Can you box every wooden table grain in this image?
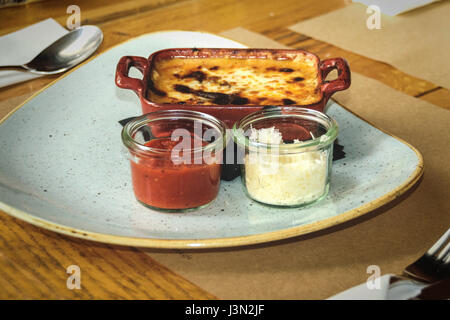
[0,0,448,300]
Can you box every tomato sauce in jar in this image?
[122,110,227,211]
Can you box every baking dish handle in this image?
[320,58,351,101]
[115,56,149,96]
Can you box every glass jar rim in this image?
[232,107,338,152]
[121,109,228,155]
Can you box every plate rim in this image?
[0,30,424,249]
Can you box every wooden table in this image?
[0,0,448,299]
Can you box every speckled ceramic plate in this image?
[0,31,423,249]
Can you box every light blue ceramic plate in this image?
[0,31,423,248]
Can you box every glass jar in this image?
[233,107,338,207]
[122,110,227,212]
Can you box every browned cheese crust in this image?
[147,55,321,106]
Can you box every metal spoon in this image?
[0,25,103,75]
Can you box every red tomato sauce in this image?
[130,136,222,210]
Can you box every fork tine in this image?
[443,250,450,264]
[436,241,450,262]
[404,228,450,282]
[427,228,450,257]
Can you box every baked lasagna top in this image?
[146,53,322,106]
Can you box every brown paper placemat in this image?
[289,2,450,89]
[144,28,450,300]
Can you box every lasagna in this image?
[147,53,322,106]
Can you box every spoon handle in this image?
[0,65,27,72]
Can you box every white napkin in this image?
[0,18,68,88]
[353,0,440,16]
[328,274,428,300]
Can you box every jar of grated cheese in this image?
[233,107,338,207]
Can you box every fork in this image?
[403,228,450,283]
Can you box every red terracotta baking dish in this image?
[115,48,351,128]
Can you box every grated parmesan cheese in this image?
[249,126,283,144]
[244,127,328,206]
